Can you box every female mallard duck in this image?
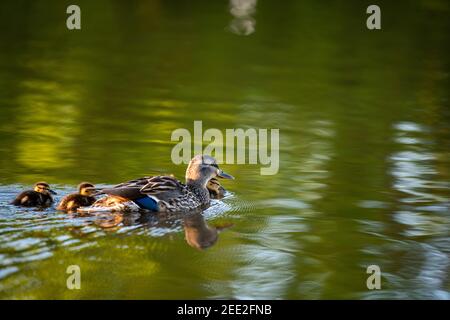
[57,182,98,213]
[11,182,57,207]
[78,155,233,213]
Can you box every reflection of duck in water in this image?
[93,213,124,229]
[11,182,57,207]
[116,210,233,250]
[57,182,98,213]
[78,155,233,214]
[78,201,232,248]
[183,212,232,250]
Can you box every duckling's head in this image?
[78,182,96,196]
[34,182,57,195]
[185,155,234,187]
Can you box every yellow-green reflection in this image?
[0,0,449,299]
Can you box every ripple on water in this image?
[0,184,236,277]
[0,266,19,280]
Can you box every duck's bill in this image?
[217,170,234,180]
[48,189,57,195]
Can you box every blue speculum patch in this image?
[133,196,158,211]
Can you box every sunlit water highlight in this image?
[0,0,449,299]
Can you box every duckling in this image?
[207,178,226,199]
[11,182,57,207]
[57,182,97,213]
[79,155,234,214]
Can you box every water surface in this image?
[0,0,449,299]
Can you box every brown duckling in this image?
[11,182,57,207]
[57,182,97,213]
[207,177,226,199]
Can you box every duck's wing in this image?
[139,175,186,202]
[97,177,152,200]
[97,175,185,202]
[112,177,153,189]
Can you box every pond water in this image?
[0,0,449,299]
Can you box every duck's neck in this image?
[186,178,210,201]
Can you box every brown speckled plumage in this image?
[79,155,233,214]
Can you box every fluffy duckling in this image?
[57,182,97,213]
[207,178,226,199]
[11,182,57,207]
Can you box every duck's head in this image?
[78,182,97,196]
[34,182,57,195]
[185,155,234,187]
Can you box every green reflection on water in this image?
[0,0,449,299]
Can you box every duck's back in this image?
[12,190,51,207]
[141,176,210,212]
[96,175,209,213]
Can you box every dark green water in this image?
[0,0,449,299]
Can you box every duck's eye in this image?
[211,163,219,169]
